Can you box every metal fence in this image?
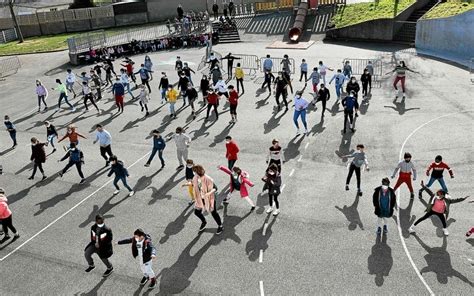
[0,56,21,78]
[68,21,212,54]
[221,54,260,75]
[259,57,296,74]
[342,58,383,81]
[0,28,17,44]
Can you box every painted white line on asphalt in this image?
[281,184,286,192]
[259,280,265,296]
[259,249,263,263]
[304,142,309,150]
[395,110,472,296]
[297,155,302,162]
[0,151,152,262]
[262,223,269,236]
[289,168,295,177]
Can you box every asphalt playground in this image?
[0,39,473,295]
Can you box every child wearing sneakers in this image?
[409,181,469,236]
[181,159,196,205]
[107,155,135,197]
[262,164,282,216]
[419,155,454,198]
[118,229,157,290]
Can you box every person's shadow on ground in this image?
[159,204,193,244]
[245,215,276,262]
[335,193,364,231]
[78,193,129,228]
[359,94,372,115]
[395,197,416,238]
[384,97,420,115]
[263,109,287,134]
[148,171,185,205]
[367,233,393,286]
[413,234,473,287]
[283,135,305,162]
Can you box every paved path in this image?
[0,40,472,295]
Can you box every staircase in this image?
[393,0,438,43]
[212,21,241,44]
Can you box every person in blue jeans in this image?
[329,69,346,100]
[144,130,166,168]
[108,155,135,196]
[341,91,359,133]
[4,115,17,148]
[293,90,309,136]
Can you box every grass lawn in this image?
[332,0,416,28]
[0,23,164,56]
[423,0,474,19]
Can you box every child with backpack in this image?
[117,229,157,290]
[108,155,135,197]
[58,142,85,184]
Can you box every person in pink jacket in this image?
[0,188,20,243]
[192,165,223,235]
[218,165,256,210]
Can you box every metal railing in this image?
[259,57,296,74]
[0,56,21,78]
[68,21,212,54]
[0,28,17,44]
[341,58,383,81]
[223,54,259,75]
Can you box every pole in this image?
[9,0,24,43]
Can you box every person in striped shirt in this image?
[391,152,417,199]
[385,61,419,98]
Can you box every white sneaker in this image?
[304,129,309,135]
[402,92,406,97]
[408,226,415,234]
[113,190,120,195]
[72,107,76,112]
[296,129,301,135]
[443,228,449,236]
[266,207,273,214]
[129,191,135,197]
[272,209,280,216]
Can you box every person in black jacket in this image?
[262,164,282,216]
[177,4,184,19]
[346,76,360,99]
[108,155,134,196]
[200,75,210,103]
[44,121,58,153]
[58,142,85,183]
[372,178,396,235]
[185,83,198,119]
[118,229,157,290]
[158,72,169,103]
[212,2,219,20]
[29,137,47,181]
[178,72,190,106]
[84,214,114,277]
[360,68,372,98]
[222,53,241,79]
[314,83,330,117]
[261,70,275,93]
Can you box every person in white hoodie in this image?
[166,127,192,170]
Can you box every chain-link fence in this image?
[67,21,212,54]
[0,28,17,44]
[0,56,21,78]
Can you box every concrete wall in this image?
[416,9,474,65]
[90,17,115,29]
[326,0,432,41]
[40,21,67,35]
[115,12,148,26]
[19,25,42,37]
[65,19,92,32]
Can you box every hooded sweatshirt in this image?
[0,194,12,219]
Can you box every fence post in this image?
[1,30,5,43]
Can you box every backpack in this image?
[70,149,81,162]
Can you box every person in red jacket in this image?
[225,136,240,169]
[0,188,20,243]
[206,89,219,121]
[228,85,239,124]
[419,155,453,198]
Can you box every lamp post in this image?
[8,0,24,43]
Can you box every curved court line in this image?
[395,109,473,296]
[0,151,152,262]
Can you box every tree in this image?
[69,0,95,9]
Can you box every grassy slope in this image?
[332,0,416,28]
[424,0,474,19]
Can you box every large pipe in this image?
[288,0,309,42]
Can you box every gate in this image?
[227,54,259,76]
[341,58,383,82]
[259,57,296,74]
[0,56,21,79]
